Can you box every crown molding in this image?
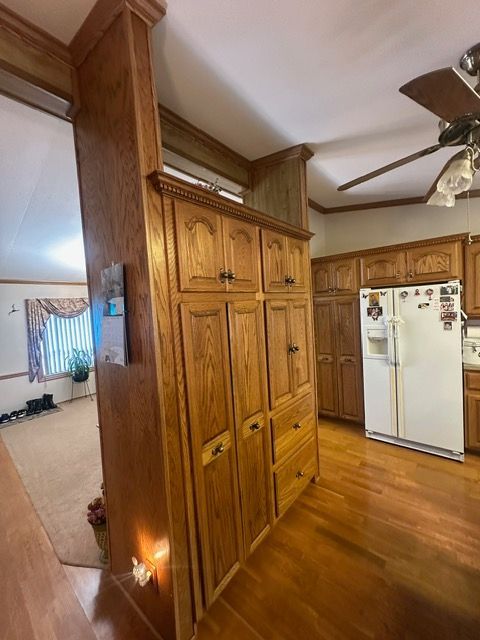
[251,143,314,169]
[0,3,72,65]
[309,189,480,215]
[310,232,469,262]
[69,0,166,67]
[148,170,314,240]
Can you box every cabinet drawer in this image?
[274,437,316,516]
[271,394,315,463]
[465,371,480,392]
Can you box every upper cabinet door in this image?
[360,250,407,287]
[330,258,359,295]
[261,230,288,292]
[465,241,480,316]
[265,299,293,408]
[180,302,242,603]
[311,262,331,295]
[406,240,462,283]
[287,238,309,292]
[223,219,260,292]
[289,298,313,398]
[175,201,226,291]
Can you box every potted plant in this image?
[87,492,108,563]
[65,348,91,382]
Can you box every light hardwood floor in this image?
[2,418,480,639]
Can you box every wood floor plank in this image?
[0,440,96,640]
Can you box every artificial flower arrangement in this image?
[87,485,108,563]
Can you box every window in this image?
[40,309,94,376]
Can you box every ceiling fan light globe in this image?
[437,157,474,196]
[427,189,456,207]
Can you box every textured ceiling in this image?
[0,95,85,281]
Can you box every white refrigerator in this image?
[360,281,464,461]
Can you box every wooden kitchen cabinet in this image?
[464,238,480,317]
[313,300,338,417]
[181,302,243,604]
[176,200,260,292]
[262,230,309,292]
[464,370,480,451]
[228,301,271,555]
[360,250,407,287]
[313,297,364,423]
[406,240,462,283]
[265,298,314,410]
[312,257,358,296]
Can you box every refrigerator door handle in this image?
[386,316,395,367]
[392,316,405,366]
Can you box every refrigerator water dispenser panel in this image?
[366,328,388,356]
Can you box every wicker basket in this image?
[91,522,109,564]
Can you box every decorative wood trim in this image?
[311,232,469,263]
[159,103,251,189]
[69,0,166,67]
[0,279,87,286]
[0,371,28,381]
[148,171,314,241]
[0,4,72,66]
[309,189,480,215]
[308,198,326,214]
[0,65,72,120]
[251,144,314,169]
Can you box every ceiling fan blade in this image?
[399,67,480,122]
[423,150,465,201]
[337,144,442,191]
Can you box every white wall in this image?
[309,198,480,257]
[308,207,326,256]
[0,283,96,413]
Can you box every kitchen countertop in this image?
[463,364,480,372]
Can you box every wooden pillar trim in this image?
[69,0,166,67]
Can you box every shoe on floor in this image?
[17,410,26,419]
[9,411,18,421]
[0,413,9,424]
[26,400,35,416]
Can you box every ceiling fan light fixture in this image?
[437,148,475,196]
[426,189,456,207]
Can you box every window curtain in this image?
[26,297,89,382]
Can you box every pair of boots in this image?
[25,394,57,416]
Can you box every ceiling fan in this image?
[337,43,480,206]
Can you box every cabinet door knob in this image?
[211,442,225,457]
[344,357,354,363]
[288,343,300,354]
[295,470,305,479]
[395,271,400,279]
[227,270,236,282]
[292,422,302,431]
[219,268,229,283]
[408,270,413,279]
[249,421,261,432]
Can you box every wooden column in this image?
[245,144,313,229]
[71,2,194,639]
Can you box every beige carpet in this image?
[1,396,104,569]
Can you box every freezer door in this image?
[393,282,464,453]
[360,288,397,436]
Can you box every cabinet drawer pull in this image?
[407,270,413,279]
[344,357,354,363]
[295,470,305,479]
[211,442,225,457]
[395,271,400,279]
[320,356,330,362]
[288,343,300,354]
[249,421,261,432]
[292,422,302,431]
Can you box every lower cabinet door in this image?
[337,358,364,422]
[466,392,480,450]
[228,301,271,556]
[316,355,338,417]
[181,302,243,604]
[237,419,271,554]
